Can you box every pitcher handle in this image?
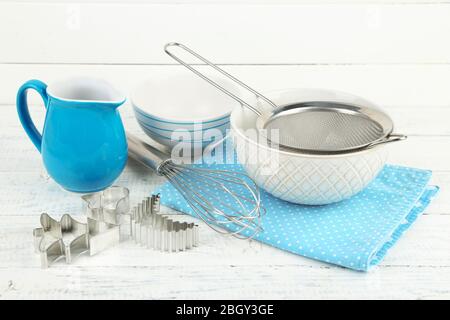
[16,80,48,152]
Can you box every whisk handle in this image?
[126,133,171,174]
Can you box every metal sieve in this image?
[165,43,406,154]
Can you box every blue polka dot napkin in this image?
[154,163,438,271]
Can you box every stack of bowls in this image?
[131,70,240,149]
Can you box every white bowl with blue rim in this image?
[133,107,230,132]
[135,112,231,139]
[131,70,240,148]
[140,125,224,149]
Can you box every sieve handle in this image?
[367,133,407,148]
[164,42,278,116]
[127,133,171,174]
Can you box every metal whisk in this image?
[127,133,263,239]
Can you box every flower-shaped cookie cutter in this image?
[33,213,89,268]
[82,186,130,225]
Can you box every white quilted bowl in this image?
[230,88,389,205]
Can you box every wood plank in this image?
[6,0,450,4]
[3,64,450,107]
[0,156,447,215]
[3,124,450,171]
[3,101,450,135]
[0,165,447,216]
[1,3,450,64]
[0,264,449,299]
[388,137,450,171]
[1,214,448,270]
[2,103,450,171]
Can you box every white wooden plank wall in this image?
[0,0,449,299]
[1,2,450,64]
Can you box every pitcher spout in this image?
[46,77,126,108]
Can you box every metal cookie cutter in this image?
[132,194,160,244]
[82,186,130,242]
[33,213,89,268]
[82,186,130,225]
[88,218,120,256]
[82,186,127,253]
[34,213,121,268]
[131,194,199,252]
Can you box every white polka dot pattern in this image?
[155,163,438,271]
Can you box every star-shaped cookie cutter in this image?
[33,213,89,268]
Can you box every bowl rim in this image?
[138,118,229,136]
[141,126,221,143]
[137,117,229,133]
[133,105,230,126]
[131,73,239,123]
[230,88,386,159]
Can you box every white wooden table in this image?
[1,1,450,300]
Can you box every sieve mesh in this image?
[264,110,385,152]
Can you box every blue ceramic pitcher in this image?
[17,77,128,193]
